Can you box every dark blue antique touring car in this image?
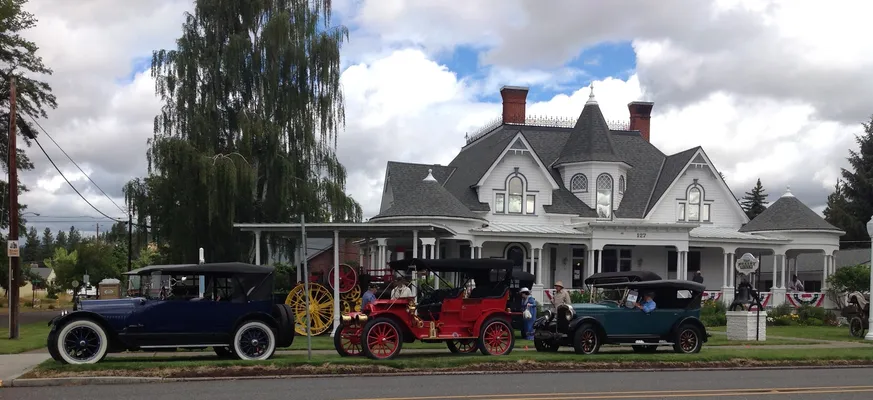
[46,262,294,364]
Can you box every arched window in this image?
[506,245,526,268]
[618,175,625,194]
[508,176,523,213]
[570,174,588,192]
[678,183,711,222]
[687,187,701,221]
[596,174,613,218]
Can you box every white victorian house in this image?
[363,85,843,308]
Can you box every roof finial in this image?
[586,82,597,105]
[782,185,794,198]
[423,168,437,182]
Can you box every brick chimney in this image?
[500,86,529,124]
[628,101,654,142]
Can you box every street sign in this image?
[735,253,760,275]
[7,240,19,257]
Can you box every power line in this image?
[27,115,128,215]
[29,134,125,223]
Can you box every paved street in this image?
[0,310,56,329]
[5,367,873,399]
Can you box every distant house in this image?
[20,263,55,299]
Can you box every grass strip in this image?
[25,347,873,379]
[0,322,49,354]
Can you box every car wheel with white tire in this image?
[233,321,277,361]
[53,319,109,364]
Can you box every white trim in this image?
[644,148,749,224]
[367,215,482,225]
[475,132,560,190]
[743,229,846,235]
[551,160,633,169]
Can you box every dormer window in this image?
[678,181,712,222]
[570,174,588,193]
[618,175,625,194]
[596,173,613,219]
[494,170,536,215]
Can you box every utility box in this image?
[98,278,121,300]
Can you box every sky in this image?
[10,0,873,239]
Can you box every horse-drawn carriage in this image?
[842,291,869,338]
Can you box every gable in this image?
[645,148,749,226]
[475,132,560,190]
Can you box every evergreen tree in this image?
[833,116,873,249]
[66,225,81,252]
[824,180,857,242]
[0,0,56,231]
[54,229,67,251]
[39,226,53,262]
[21,225,38,261]
[124,0,362,264]
[740,178,769,220]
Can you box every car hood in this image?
[571,303,617,312]
[78,298,141,313]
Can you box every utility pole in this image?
[127,213,132,271]
[7,77,19,339]
[95,222,99,240]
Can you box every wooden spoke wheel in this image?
[342,285,361,302]
[334,322,364,357]
[447,339,478,354]
[329,264,359,294]
[285,283,335,336]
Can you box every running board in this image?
[610,341,675,346]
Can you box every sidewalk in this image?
[0,353,49,386]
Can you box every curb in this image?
[7,364,873,387]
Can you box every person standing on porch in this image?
[692,271,704,284]
[520,287,537,340]
[790,275,804,292]
[552,281,571,309]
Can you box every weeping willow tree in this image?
[125,0,362,264]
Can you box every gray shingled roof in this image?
[553,102,622,165]
[372,162,484,220]
[738,195,842,232]
[378,98,719,219]
[644,147,699,214]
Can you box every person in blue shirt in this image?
[361,285,378,310]
[635,292,656,313]
[520,287,537,340]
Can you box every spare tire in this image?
[273,304,295,348]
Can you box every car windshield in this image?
[138,272,200,300]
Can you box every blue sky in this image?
[436,41,637,103]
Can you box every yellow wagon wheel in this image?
[341,285,361,303]
[285,283,335,336]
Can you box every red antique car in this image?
[333,258,517,360]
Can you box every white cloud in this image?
[12,0,867,234]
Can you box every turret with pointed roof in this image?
[553,84,622,165]
[739,186,843,233]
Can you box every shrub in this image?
[769,303,793,319]
[701,299,727,327]
[570,291,590,304]
[47,304,55,310]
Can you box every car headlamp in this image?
[544,309,554,322]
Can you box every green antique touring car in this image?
[533,271,708,355]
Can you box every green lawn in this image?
[27,347,873,379]
[0,322,50,354]
[707,325,864,342]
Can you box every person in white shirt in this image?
[391,277,413,300]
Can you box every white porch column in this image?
[331,230,340,337]
[434,239,440,258]
[369,245,375,274]
[771,254,780,289]
[534,247,543,285]
[412,230,419,259]
[378,238,387,271]
[822,255,830,290]
[728,250,737,288]
[681,251,689,280]
[595,250,602,273]
[781,257,789,289]
[254,231,262,265]
[722,252,728,287]
[587,249,595,278]
[420,238,437,289]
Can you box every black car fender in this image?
[232,311,281,334]
[669,316,708,342]
[48,310,126,349]
[568,316,605,337]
